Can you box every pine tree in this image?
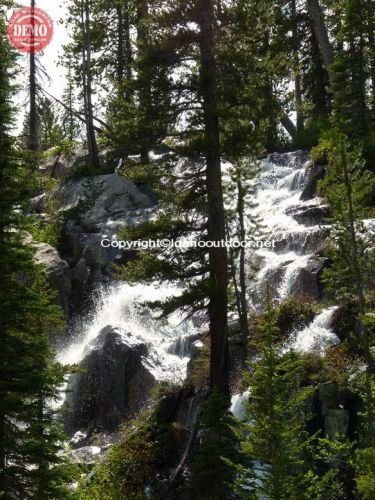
[317,131,374,371]
[225,158,262,343]
[61,63,80,143]
[38,97,64,151]
[234,297,313,499]
[315,130,375,454]
[189,389,239,500]
[64,0,100,168]
[0,11,71,497]
[28,0,38,151]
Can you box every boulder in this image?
[324,409,350,438]
[56,174,154,228]
[33,242,71,318]
[51,173,156,271]
[40,147,115,180]
[285,204,330,226]
[291,257,329,300]
[300,164,326,201]
[268,150,310,169]
[64,326,156,434]
[318,381,340,416]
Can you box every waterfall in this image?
[58,282,194,382]
[248,154,326,307]
[245,153,338,355]
[286,306,339,354]
[230,390,250,420]
[59,152,336,418]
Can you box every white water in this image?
[287,306,340,354]
[230,390,250,420]
[60,153,339,414]
[249,154,326,306]
[231,153,335,415]
[58,282,194,382]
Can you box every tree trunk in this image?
[307,0,334,70]
[291,0,304,132]
[137,0,151,164]
[309,21,331,118]
[198,0,229,396]
[341,143,374,441]
[82,0,100,169]
[116,6,124,82]
[237,175,250,343]
[28,0,38,151]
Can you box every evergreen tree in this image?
[316,131,374,372]
[189,390,239,500]
[28,0,38,151]
[61,63,80,143]
[38,97,64,151]
[234,297,313,499]
[225,157,262,343]
[64,0,100,168]
[0,11,71,497]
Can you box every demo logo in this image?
[7,7,53,54]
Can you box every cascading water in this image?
[286,306,340,354]
[249,153,326,307]
[58,152,337,421]
[230,152,336,413]
[58,282,194,382]
[230,390,251,421]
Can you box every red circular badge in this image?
[7,7,53,54]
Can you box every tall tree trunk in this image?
[309,21,331,118]
[281,113,297,139]
[306,0,334,70]
[82,0,99,169]
[137,0,151,164]
[237,175,250,343]
[116,6,124,82]
[291,0,304,132]
[28,0,38,151]
[0,416,5,495]
[198,0,229,396]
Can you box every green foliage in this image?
[275,296,316,337]
[300,438,354,500]
[78,395,185,499]
[234,300,314,499]
[294,116,331,150]
[0,11,72,497]
[316,130,374,368]
[354,447,375,499]
[187,345,210,391]
[189,390,239,500]
[44,139,80,159]
[28,212,62,248]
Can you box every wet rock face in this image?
[300,164,326,201]
[55,173,155,273]
[292,257,329,300]
[324,409,350,437]
[317,381,354,438]
[267,150,310,169]
[64,326,156,435]
[285,204,330,226]
[33,241,72,319]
